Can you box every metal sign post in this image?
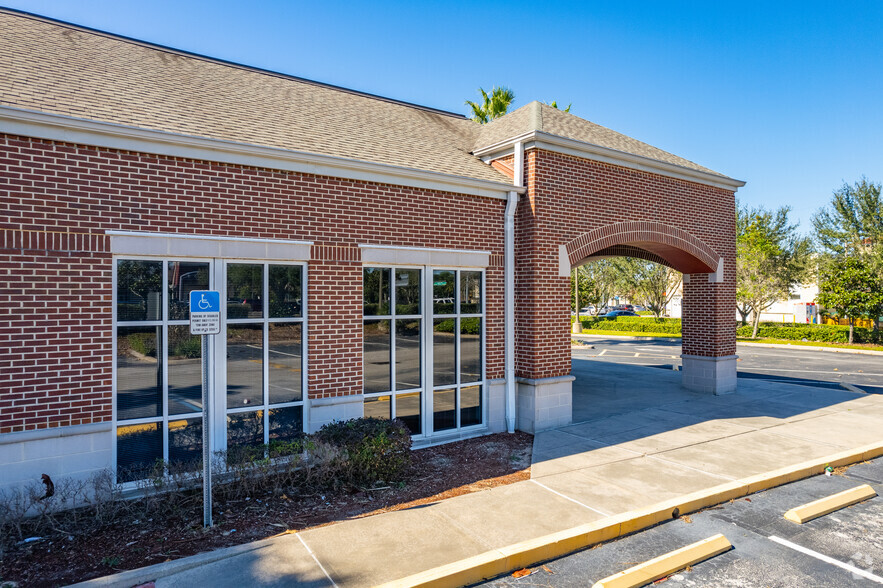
[190,290,220,528]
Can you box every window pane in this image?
[433,319,456,386]
[395,269,421,315]
[433,388,456,432]
[117,260,162,321]
[117,422,162,483]
[227,264,263,319]
[363,268,390,316]
[396,392,421,435]
[460,386,482,427]
[432,270,456,315]
[268,323,302,404]
[168,261,209,321]
[269,406,303,443]
[364,395,391,420]
[395,319,421,390]
[116,326,162,420]
[227,324,263,407]
[227,410,264,449]
[460,271,482,314]
[363,320,391,393]
[168,326,203,415]
[269,265,302,318]
[460,318,482,384]
[168,418,202,473]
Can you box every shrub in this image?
[314,417,412,488]
[736,322,882,345]
[580,316,682,335]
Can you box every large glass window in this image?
[225,262,305,451]
[115,259,209,482]
[362,266,485,437]
[432,270,484,432]
[114,258,306,484]
[363,268,422,435]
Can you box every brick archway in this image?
[566,221,719,275]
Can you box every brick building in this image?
[0,9,743,491]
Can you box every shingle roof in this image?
[0,10,508,185]
[0,10,733,186]
[474,102,729,178]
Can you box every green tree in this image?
[816,256,883,343]
[545,100,571,112]
[571,260,620,315]
[465,86,515,124]
[812,177,883,263]
[736,203,812,337]
[610,258,681,318]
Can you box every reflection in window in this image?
[269,265,302,318]
[227,324,263,407]
[460,271,482,314]
[168,261,209,320]
[227,410,264,450]
[227,264,263,319]
[395,269,421,315]
[168,418,202,472]
[433,388,456,432]
[364,395,391,420]
[433,319,456,386]
[269,406,304,443]
[363,320,391,393]
[117,260,162,321]
[460,318,481,384]
[395,319,421,390]
[167,326,202,415]
[396,392,421,435]
[363,267,390,316]
[460,386,482,427]
[268,323,302,404]
[117,422,162,483]
[116,326,162,420]
[433,270,456,315]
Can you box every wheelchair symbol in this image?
[198,294,211,310]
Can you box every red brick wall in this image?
[514,148,736,379]
[0,134,506,433]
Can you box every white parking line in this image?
[598,349,607,356]
[768,535,883,584]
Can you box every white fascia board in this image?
[474,131,746,191]
[0,106,522,199]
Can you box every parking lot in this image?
[573,337,883,393]
[480,457,883,587]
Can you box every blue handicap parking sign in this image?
[190,290,220,313]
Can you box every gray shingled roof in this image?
[0,10,508,185]
[0,10,732,186]
[474,102,728,178]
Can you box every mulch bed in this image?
[0,432,533,588]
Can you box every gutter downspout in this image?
[505,142,523,433]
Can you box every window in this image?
[363,268,422,435]
[362,266,485,437]
[225,263,305,453]
[115,259,210,482]
[432,269,483,432]
[114,258,306,483]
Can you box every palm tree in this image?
[465,86,515,124]
[546,100,571,113]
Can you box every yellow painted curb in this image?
[784,484,877,524]
[591,533,732,588]
[375,441,883,588]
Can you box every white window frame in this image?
[111,255,308,485]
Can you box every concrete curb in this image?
[784,484,878,524]
[66,531,298,588]
[377,441,883,588]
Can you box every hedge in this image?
[736,323,883,344]
[578,316,682,334]
[575,316,882,344]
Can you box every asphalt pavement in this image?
[478,457,883,587]
[573,336,883,393]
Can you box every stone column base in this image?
[308,394,364,432]
[516,375,574,433]
[681,354,737,395]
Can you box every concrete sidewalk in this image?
[77,363,883,588]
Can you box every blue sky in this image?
[6,1,882,233]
